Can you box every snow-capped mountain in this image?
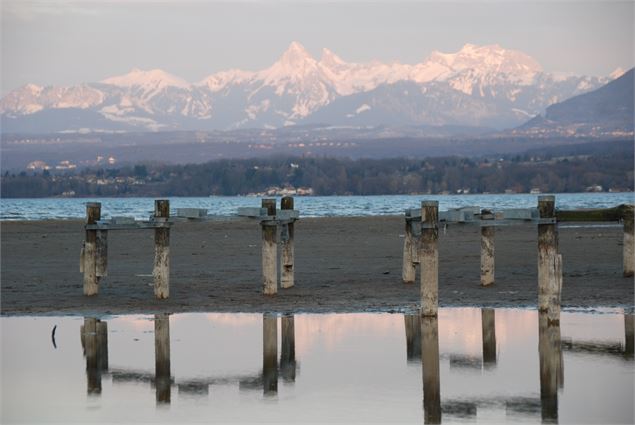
[0,42,615,133]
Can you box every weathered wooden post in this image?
[404,313,421,361]
[481,308,497,368]
[96,230,108,279]
[480,210,495,286]
[280,314,296,382]
[538,313,562,423]
[623,205,634,277]
[538,196,558,313]
[421,201,439,317]
[547,254,563,325]
[153,200,170,299]
[421,315,441,424]
[84,203,101,296]
[154,314,171,404]
[403,216,417,284]
[261,199,278,295]
[263,313,278,395]
[280,196,295,289]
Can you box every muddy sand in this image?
[1,217,633,315]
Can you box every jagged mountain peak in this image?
[101,68,191,89]
[610,67,626,80]
[427,43,542,76]
[319,48,347,67]
[277,41,316,67]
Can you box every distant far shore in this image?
[1,216,633,316]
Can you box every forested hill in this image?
[1,141,633,198]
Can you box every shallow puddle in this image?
[1,308,633,424]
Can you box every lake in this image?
[1,192,633,220]
[2,308,633,423]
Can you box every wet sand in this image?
[1,217,633,315]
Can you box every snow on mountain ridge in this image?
[0,41,615,131]
[101,68,191,90]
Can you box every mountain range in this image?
[0,42,623,133]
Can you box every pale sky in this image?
[1,0,633,95]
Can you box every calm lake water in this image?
[1,193,633,220]
[1,308,633,424]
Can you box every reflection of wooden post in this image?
[480,210,495,286]
[263,313,278,395]
[421,316,441,424]
[261,199,278,295]
[623,206,634,277]
[82,317,108,395]
[421,201,439,317]
[403,219,417,284]
[538,196,558,313]
[404,313,421,361]
[281,197,295,289]
[155,314,171,404]
[280,314,296,382]
[98,321,109,371]
[625,314,634,358]
[538,313,562,424]
[481,308,497,368]
[153,200,170,299]
[83,203,101,295]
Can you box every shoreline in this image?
[1,216,633,316]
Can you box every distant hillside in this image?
[515,69,634,136]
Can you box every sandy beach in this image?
[1,216,632,315]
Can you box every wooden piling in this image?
[281,196,295,289]
[263,313,278,395]
[83,203,101,296]
[154,314,171,404]
[421,316,441,424]
[538,313,562,423]
[261,199,278,295]
[403,219,417,284]
[538,196,558,313]
[623,205,634,277]
[547,254,563,325]
[280,314,296,382]
[481,308,497,368]
[420,201,439,317]
[153,200,170,299]
[480,210,495,287]
[96,230,108,277]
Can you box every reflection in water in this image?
[404,314,421,362]
[421,316,441,424]
[538,313,563,424]
[280,314,297,382]
[80,318,108,395]
[626,314,634,359]
[262,313,278,396]
[52,309,631,423]
[154,314,171,404]
[239,314,299,395]
[481,308,497,368]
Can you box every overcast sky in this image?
[1,0,633,95]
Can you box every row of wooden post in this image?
[403,196,635,322]
[82,200,171,299]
